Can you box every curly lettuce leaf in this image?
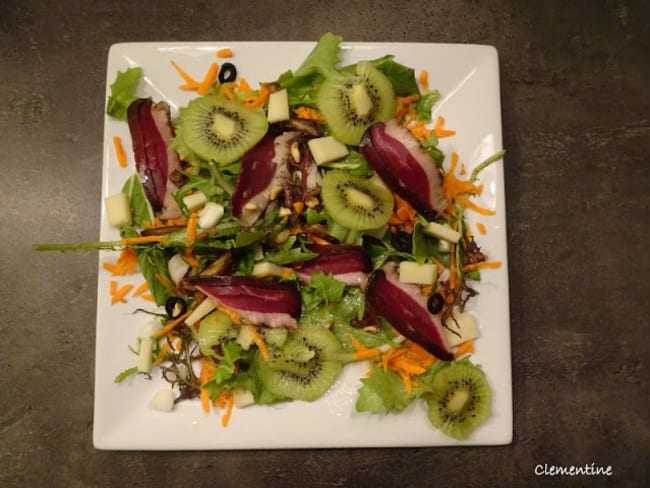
[277,32,343,106]
[106,67,142,120]
[355,364,416,414]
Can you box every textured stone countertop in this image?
[1,1,647,486]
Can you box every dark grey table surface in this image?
[2,1,648,487]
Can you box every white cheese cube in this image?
[233,388,256,408]
[267,88,290,123]
[168,253,190,285]
[105,192,132,227]
[423,221,461,243]
[307,136,349,165]
[443,311,480,348]
[198,202,225,230]
[183,191,207,211]
[252,262,289,278]
[398,261,437,285]
[149,390,175,412]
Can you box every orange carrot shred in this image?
[461,261,502,273]
[248,325,270,361]
[111,283,133,305]
[221,393,235,427]
[216,48,233,58]
[419,69,429,92]
[455,340,475,358]
[292,106,325,121]
[120,235,167,245]
[476,222,487,235]
[198,62,218,96]
[132,281,149,297]
[153,310,193,338]
[112,136,128,168]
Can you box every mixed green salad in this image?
[36,33,505,440]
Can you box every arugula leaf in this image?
[114,366,138,383]
[356,364,416,413]
[106,67,142,120]
[121,174,154,226]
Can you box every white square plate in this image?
[94,40,512,449]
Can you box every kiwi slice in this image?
[321,170,394,231]
[318,61,396,145]
[426,362,492,440]
[179,95,268,165]
[256,327,343,402]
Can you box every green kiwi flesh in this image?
[256,327,343,402]
[179,95,268,165]
[318,61,396,145]
[321,170,394,231]
[426,362,492,440]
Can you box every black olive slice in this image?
[165,297,187,319]
[218,63,237,84]
[427,293,444,315]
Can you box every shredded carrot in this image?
[198,62,219,96]
[349,333,370,353]
[184,249,200,271]
[461,261,502,272]
[388,194,417,233]
[455,339,475,358]
[213,391,228,409]
[434,116,456,138]
[185,211,198,249]
[419,69,429,92]
[153,310,193,338]
[216,48,233,58]
[215,305,242,325]
[141,294,155,302]
[352,348,382,360]
[237,77,252,92]
[245,84,270,108]
[131,281,149,297]
[476,222,487,235]
[455,195,496,216]
[220,83,237,100]
[110,279,117,295]
[103,248,139,276]
[111,283,133,305]
[112,136,128,168]
[248,324,270,361]
[199,357,216,413]
[221,393,235,427]
[120,235,167,245]
[171,60,200,90]
[292,106,325,121]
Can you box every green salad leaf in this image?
[106,67,142,120]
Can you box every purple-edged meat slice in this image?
[127,98,182,219]
[294,244,372,289]
[359,119,447,220]
[231,131,296,226]
[189,275,301,329]
[366,262,453,361]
